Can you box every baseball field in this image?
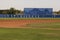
[0,18,60,40]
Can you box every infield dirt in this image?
[0,19,60,28]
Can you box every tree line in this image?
[53,10,60,15]
[0,8,24,14]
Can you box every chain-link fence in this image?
[0,14,60,18]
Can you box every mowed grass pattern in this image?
[0,28,60,40]
[0,19,60,40]
[26,22,60,28]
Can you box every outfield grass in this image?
[0,26,60,40]
[0,18,60,40]
[26,22,60,28]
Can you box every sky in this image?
[0,0,60,11]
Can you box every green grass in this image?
[26,22,60,28]
[0,18,60,40]
[0,28,60,40]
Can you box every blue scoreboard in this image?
[24,8,53,16]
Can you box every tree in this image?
[2,11,8,14]
[53,11,60,15]
[9,8,15,14]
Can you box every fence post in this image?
[38,15,39,18]
[11,15,12,18]
[7,15,9,18]
[21,15,22,18]
[29,15,30,18]
[32,15,33,18]
[54,14,55,18]
[23,15,25,18]
[14,15,15,18]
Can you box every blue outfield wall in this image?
[0,8,60,18]
[24,8,54,18]
[24,8,53,16]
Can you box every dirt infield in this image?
[0,19,60,28]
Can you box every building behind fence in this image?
[0,8,60,18]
